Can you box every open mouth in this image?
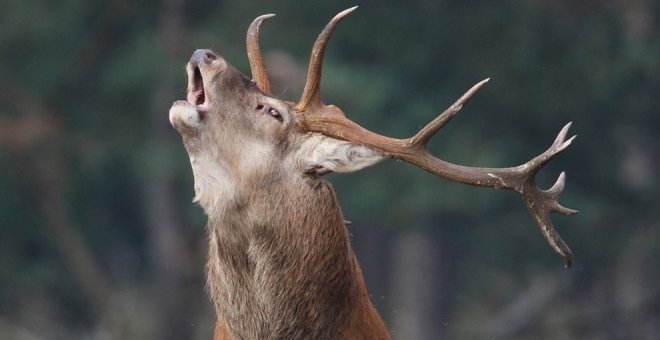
[187,66,211,112]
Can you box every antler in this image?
[298,8,578,267]
[246,13,275,94]
[296,6,358,112]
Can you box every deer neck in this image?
[204,176,364,339]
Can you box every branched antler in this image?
[297,8,578,267]
[243,7,578,266]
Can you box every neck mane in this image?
[204,176,382,339]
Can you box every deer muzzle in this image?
[187,49,219,113]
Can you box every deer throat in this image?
[204,180,362,339]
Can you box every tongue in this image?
[187,67,205,105]
[187,89,203,106]
[195,88,205,105]
[187,67,212,112]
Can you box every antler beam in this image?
[302,81,578,267]
[297,8,578,266]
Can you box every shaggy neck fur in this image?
[203,174,364,339]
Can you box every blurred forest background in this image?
[1,0,659,339]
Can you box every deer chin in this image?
[169,100,203,130]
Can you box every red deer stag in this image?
[169,7,577,340]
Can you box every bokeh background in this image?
[1,0,658,339]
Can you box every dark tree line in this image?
[1,0,658,339]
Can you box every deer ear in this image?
[300,135,386,174]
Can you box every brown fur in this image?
[170,50,389,339]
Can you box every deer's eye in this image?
[256,104,283,122]
[268,108,283,122]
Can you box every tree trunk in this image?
[143,0,195,338]
[390,230,444,340]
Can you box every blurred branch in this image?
[485,273,561,338]
[0,317,46,340]
[67,0,137,76]
[138,0,198,338]
[617,0,654,43]
[0,90,120,337]
[32,150,113,315]
[0,114,59,152]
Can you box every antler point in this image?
[337,6,359,18]
[559,135,577,151]
[564,257,573,268]
[556,204,579,215]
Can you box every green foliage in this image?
[1,0,658,339]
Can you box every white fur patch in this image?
[188,139,275,215]
[188,153,236,215]
[300,135,386,173]
[169,100,202,129]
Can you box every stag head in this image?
[169,7,577,266]
[169,8,384,214]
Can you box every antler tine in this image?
[522,170,578,267]
[411,78,490,148]
[295,6,358,112]
[247,13,275,95]
[302,79,578,266]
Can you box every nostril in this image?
[191,49,218,66]
[204,52,217,62]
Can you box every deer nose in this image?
[190,49,218,66]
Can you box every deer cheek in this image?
[262,118,289,142]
